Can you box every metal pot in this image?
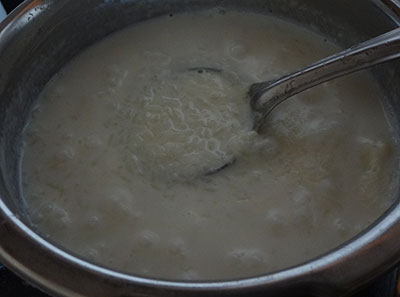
[1,0,400,296]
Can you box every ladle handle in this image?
[250,27,400,129]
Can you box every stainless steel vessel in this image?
[0,1,400,296]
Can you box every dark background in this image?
[2,0,23,13]
[0,0,399,296]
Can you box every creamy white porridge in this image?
[22,10,397,280]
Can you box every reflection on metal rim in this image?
[382,0,400,16]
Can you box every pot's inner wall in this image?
[0,0,399,225]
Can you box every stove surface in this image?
[1,263,399,297]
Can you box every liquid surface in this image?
[22,10,397,280]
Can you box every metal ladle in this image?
[204,27,400,175]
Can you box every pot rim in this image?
[1,1,400,296]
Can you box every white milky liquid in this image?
[22,10,398,280]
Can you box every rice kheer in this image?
[22,10,398,280]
